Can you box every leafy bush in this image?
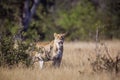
[0,35,32,67]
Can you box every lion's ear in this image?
[54,33,57,37]
[62,32,67,37]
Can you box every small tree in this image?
[57,0,102,40]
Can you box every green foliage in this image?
[57,0,101,40]
[0,35,32,67]
[0,0,120,42]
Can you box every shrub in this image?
[0,35,32,68]
[91,43,120,73]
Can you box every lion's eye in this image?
[61,36,63,40]
[62,36,64,39]
[57,36,60,38]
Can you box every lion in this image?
[31,33,66,68]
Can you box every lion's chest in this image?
[52,43,63,57]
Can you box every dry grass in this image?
[0,40,120,80]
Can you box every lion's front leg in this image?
[52,49,63,67]
[39,60,44,69]
[53,58,62,68]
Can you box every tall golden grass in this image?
[0,40,120,80]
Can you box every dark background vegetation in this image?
[0,0,120,41]
[0,0,120,67]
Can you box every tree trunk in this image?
[22,0,40,32]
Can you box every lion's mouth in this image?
[58,41,63,45]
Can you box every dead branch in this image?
[102,43,113,61]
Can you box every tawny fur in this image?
[32,33,66,68]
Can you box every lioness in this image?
[32,33,66,68]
